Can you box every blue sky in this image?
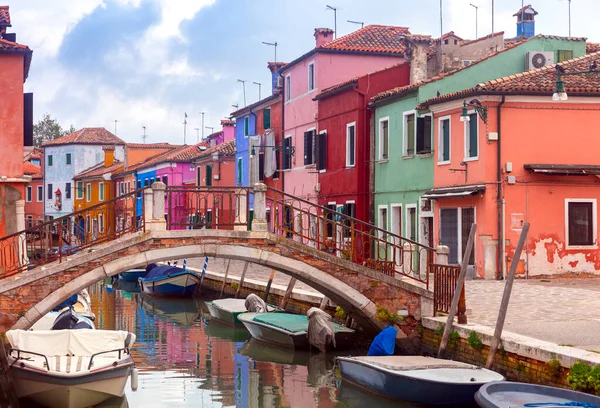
[10,0,600,144]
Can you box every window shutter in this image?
[416,117,425,153]
[317,132,327,171]
[303,131,313,165]
[443,120,450,161]
[205,165,212,186]
[258,153,265,182]
[469,114,478,157]
[283,138,291,170]
[263,108,271,129]
[237,158,242,184]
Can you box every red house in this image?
[313,62,411,225]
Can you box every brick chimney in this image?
[268,62,287,94]
[314,28,334,48]
[404,35,431,84]
[103,145,115,167]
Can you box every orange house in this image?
[421,52,600,279]
[0,6,33,239]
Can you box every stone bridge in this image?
[0,183,450,345]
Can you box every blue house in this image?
[134,167,158,221]
[231,107,257,210]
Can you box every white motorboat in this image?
[31,289,96,331]
[7,329,138,408]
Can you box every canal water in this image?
[75,279,439,408]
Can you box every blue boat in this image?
[337,355,505,405]
[120,264,156,282]
[138,265,201,297]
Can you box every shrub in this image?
[375,305,402,325]
[567,362,600,394]
[335,306,346,320]
[546,359,562,378]
[467,331,484,350]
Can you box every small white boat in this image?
[7,329,138,408]
[337,355,505,405]
[476,381,600,407]
[205,298,284,326]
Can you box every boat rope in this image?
[524,403,599,407]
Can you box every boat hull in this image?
[12,360,132,408]
[140,272,200,296]
[205,301,239,326]
[119,269,147,282]
[338,358,493,405]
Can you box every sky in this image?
[9,0,600,145]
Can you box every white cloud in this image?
[160,58,204,78]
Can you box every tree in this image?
[33,114,76,147]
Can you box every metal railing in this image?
[0,189,144,278]
[432,263,467,323]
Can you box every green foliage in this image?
[546,359,562,378]
[370,281,380,288]
[467,331,484,350]
[449,330,460,345]
[499,345,506,356]
[231,282,239,291]
[33,113,75,147]
[434,326,445,336]
[375,305,402,325]
[567,362,600,394]
[335,306,346,320]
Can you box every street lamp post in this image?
[460,99,488,124]
[553,62,599,101]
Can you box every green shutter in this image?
[244,117,249,136]
[48,155,53,166]
[237,158,242,185]
[205,165,212,186]
[443,120,450,162]
[263,108,271,129]
[248,210,253,231]
[557,50,573,63]
[469,114,478,158]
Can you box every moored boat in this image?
[119,268,148,282]
[7,329,138,408]
[475,381,600,408]
[139,265,201,296]
[337,355,505,406]
[238,312,354,350]
[205,298,284,326]
[31,290,96,331]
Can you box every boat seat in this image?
[47,355,120,373]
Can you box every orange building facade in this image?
[422,52,600,279]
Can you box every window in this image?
[566,200,597,247]
[403,112,416,156]
[99,182,105,201]
[86,183,91,202]
[244,116,249,136]
[205,165,213,186]
[379,118,389,160]
[37,185,43,202]
[144,179,149,187]
[66,182,71,199]
[86,215,91,233]
[438,117,451,163]
[326,204,336,238]
[136,181,142,199]
[76,181,84,199]
[346,123,356,167]
[444,39,449,45]
[48,184,53,200]
[48,155,53,166]
[465,113,478,159]
[26,186,32,202]
[99,213,104,233]
[162,175,168,185]
[416,115,432,154]
[283,137,292,170]
[66,153,72,165]
[31,158,40,165]
[26,215,33,228]
[378,206,388,240]
[558,50,573,62]
[308,62,315,92]
[285,75,291,102]
[303,130,316,165]
[120,182,125,195]
[263,108,271,129]
[237,158,243,185]
[258,153,265,182]
[440,207,475,265]
[316,131,327,171]
[343,202,356,238]
[197,166,202,185]
[128,181,131,193]
[406,205,417,241]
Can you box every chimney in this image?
[103,145,115,167]
[314,28,334,48]
[268,62,287,94]
[405,35,431,85]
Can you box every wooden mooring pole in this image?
[234,262,249,299]
[0,340,20,408]
[485,222,530,369]
[219,259,231,298]
[263,270,276,301]
[438,223,476,359]
[279,278,297,309]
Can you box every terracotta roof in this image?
[314,78,358,100]
[221,119,235,126]
[280,25,411,73]
[513,5,538,17]
[126,142,178,149]
[75,161,123,180]
[0,6,10,26]
[194,140,236,162]
[23,161,41,178]
[419,52,600,107]
[460,32,504,47]
[43,128,125,147]
[437,31,463,42]
[113,150,175,177]
[206,130,223,140]
[230,93,281,117]
[587,42,600,54]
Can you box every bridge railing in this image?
[264,188,434,288]
[432,263,467,323]
[0,189,144,278]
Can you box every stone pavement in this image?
[465,279,600,350]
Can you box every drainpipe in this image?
[280,78,286,195]
[496,95,506,280]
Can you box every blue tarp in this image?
[142,265,196,282]
[52,294,78,311]
[146,263,158,273]
[367,326,398,356]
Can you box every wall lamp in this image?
[553,61,598,101]
[460,99,488,124]
[250,145,295,158]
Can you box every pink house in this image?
[280,25,412,205]
[205,119,235,146]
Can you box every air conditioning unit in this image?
[276,76,284,88]
[525,51,554,71]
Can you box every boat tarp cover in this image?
[307,307,335,352]
[367,326,397,356]
[6,329,136,357]
[245,294,267,313]
[349,355,478,371]
[252,313,309,333]
[143,265,195,282]
[52,294,78,311]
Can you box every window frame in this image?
[37,185,43,202]
[65,182,71,200]
[237,157,243,185]
[283,135,292,170]
[378,205,389,241]
[405,204,418,242]
[86,183,92,203]
[464,110,479,161]
[244,116,249,137]
[304,128,316,166]
[307,61,315,92]
[378,117,390,161]
[438,116,452,165]
[48,155,53,167]
[416,113,433,155]
[76,181,84,200]
[565,199,597,249]
[66,153,72,165]
[317,130,327,173]
[99,213,105,233]
[346,122,356,168]
[99,182,105,201]
[26,186,32,202]
[285,74,291,102]
[263,107,271,129]
[403,110,416,157]
[47,184,53,200]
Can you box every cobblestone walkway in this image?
[465,279,600,349]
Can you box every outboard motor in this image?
[51,308,94,330]
[307,307,336,353]
[245,293,267,313]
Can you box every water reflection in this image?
[87,279,441,408]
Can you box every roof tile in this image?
[126,142,178,149]
[43,128,125,147]
[319,25,411,55]
[0,6,9,26]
